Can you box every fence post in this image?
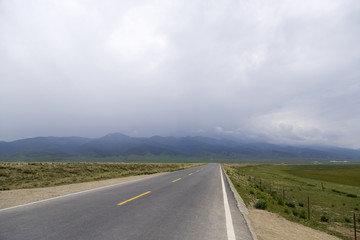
[307,196,310,220]
[283,187,285,201]
[354,213,357,240]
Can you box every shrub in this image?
[285,202,296,208]
[320,215,329,222]
[299,202,304,207]
[292,209,299,217]
[344,217,351,223]
[249,190,255,195]
[299,210,306,219]
[254,199,267,210]
[355,207,359,211]
[270,192,277,199]
[284,208,289,214]
[332,189,344,194]
[346,193,357,198]
[277,198,284,206]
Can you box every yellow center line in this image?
[117,191,151,206]
[188,173,193,175]
[172,178,182,183]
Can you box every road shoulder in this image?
[223,166,258,240]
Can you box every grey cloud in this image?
[1,0,360,148]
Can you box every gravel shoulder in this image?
[0,172,166,209]
[248,209,341,240]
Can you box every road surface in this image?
[0,163,253,240]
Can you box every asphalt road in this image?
[0,163,253,240]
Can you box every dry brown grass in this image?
[0,162,202,190]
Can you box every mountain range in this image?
[1,133,360,162]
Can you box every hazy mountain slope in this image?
[0,137,92,157]
[1,133,360,161]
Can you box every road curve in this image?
[0,163,253,240]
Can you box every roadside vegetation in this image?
[0,162,202,190]
[224,164,360,240]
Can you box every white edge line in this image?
[220,166,236,240]
[0,173,166,213]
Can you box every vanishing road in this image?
[0,163,253,240]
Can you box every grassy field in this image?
[0,162,202,190]
[284,165,360,187]
[224,164,360,240]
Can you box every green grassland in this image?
[224,164,360,240]
[284,165,360,187]
[0,162,202,190]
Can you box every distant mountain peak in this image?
[150,135,163,139]
[101,133,131,139]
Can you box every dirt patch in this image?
[328,223,358,239]
[0,173,166,209]
[248,209,341,240]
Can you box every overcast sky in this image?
[1,0,360,148]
